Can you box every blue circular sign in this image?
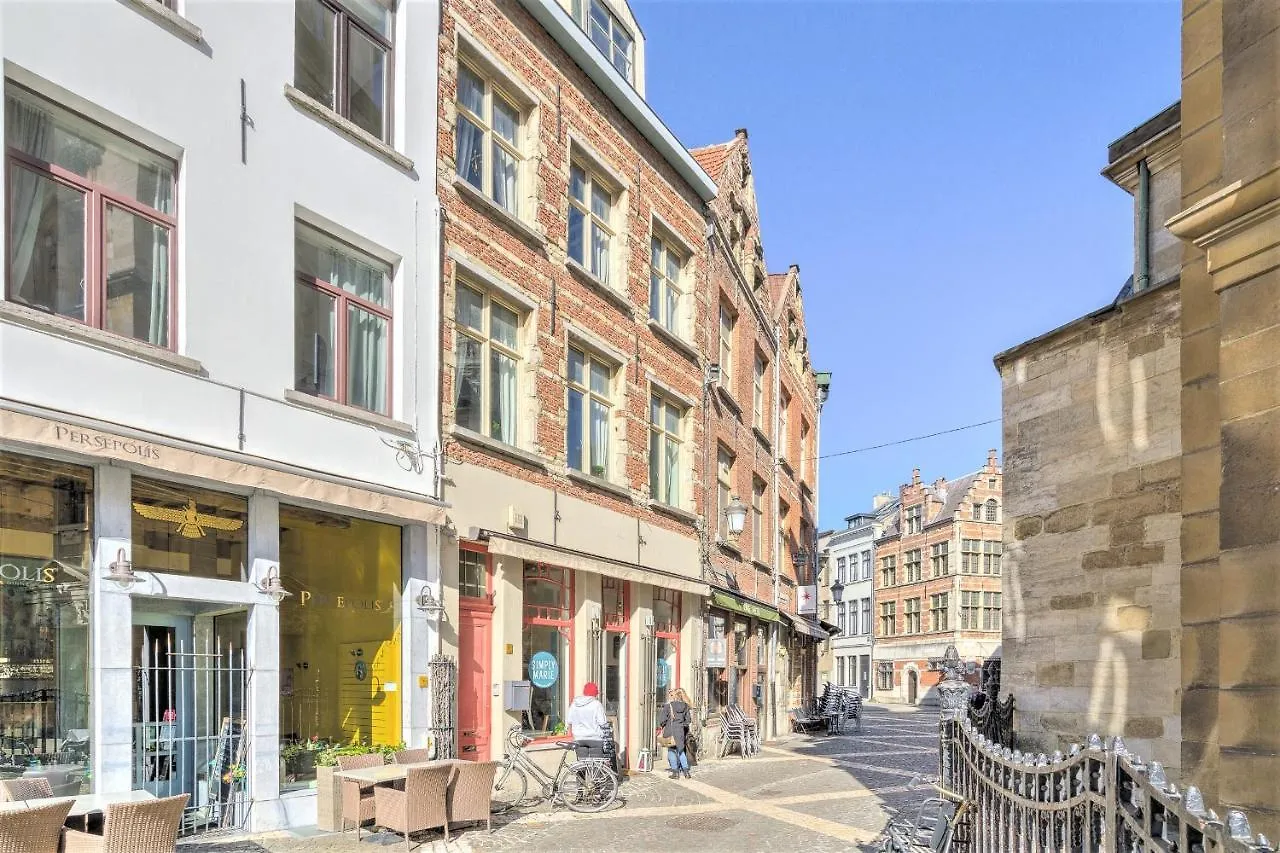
[656,658,670,688]
[529,651,559,689]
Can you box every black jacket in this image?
[657,700,691,750]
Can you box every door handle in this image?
[462,730,477,737]
[462,745,477,753]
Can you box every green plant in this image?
[314,740,406,767]
[591,465,606,478]
[552,722,567,736]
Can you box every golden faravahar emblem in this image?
[132,500,244,539]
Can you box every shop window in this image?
[705,612,728,716]
[522,564,573,736]
[602,576,628,630]
[654,588,680,716]
[131,479,247,580]
[0,453,93,790]
[653,588,680,635]
[876,661,893,692]
[277,507,403,792]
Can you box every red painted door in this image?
[458,603,492,760]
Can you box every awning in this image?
[487,534,710,596]
[784,613,830,641]
[709,589,781,623]
[0,407,447,526]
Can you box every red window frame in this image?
[300,0,395,142]
[5,120,177,350]
[294,227,394,415]
[654,588,681,694]
[602,576,629,632]
[522,563,574,742]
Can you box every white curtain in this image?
[492,143,517,213]
[456,116,482,188]
[6,96,52,301]
[589,399,608,476]
[491,351,517,444]
[348,308,387,414]
[591,224,609,283]
[663,436,679,505]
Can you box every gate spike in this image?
[1036,753,1048,766]
[1185,786,1207,817]
[1227,811,1252,839]
[1052,750,1064,763]
[1148,762,1167,788]
[1069,742,1081,756]
[1087,733,1103,750]
[1110,736,1127,756]
[1255,833,1272,851]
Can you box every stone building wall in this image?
[997,280,1182,772]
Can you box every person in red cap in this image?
[567,681,607,744]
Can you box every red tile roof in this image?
[689,141,735,180]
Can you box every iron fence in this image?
[429,655,456,760]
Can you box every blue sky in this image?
[637,0,1181,529]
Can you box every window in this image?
[860,598,872,635]
[983,592,1002,631]
[6,85,176,348]
[455,61,522,215]
[988,478,997,489]
[835,556,847,584]
[837,602,846,635]
[716,447,734,540]
[295,223,393,415]
[837,657,845,686]
[905,549,922,583]
[930,592,949,632]
[459,547,488,598]
[649,237,683,335]
[706,612,728,715]
[294,0,393,140]
[454,282,522,443]
[904,598,921,634]
[751,479,766,562]
[572,0,634,80]
[568,163,613,283]
[879,601,896,637]
[905,504,922,534]
[779,391,790,462]
[653,587,681,635]
[800,420,811,479]
[876,661,894,691]
[753,355,766,431]
[983,541,1003,575]
[880,555,896,588]
[972,503,982,520]
[931,542,950,577]
[985,499,999,522]
[961,539,982,573]
[0,453,94,787]
[862,551,872,579]
[131,479,247,579]
[756,624,767,667]
[567,347,613,478]
[649,394,683,506]
[960,591,981,629]
[718,304,735,387]
[522,564,573,735]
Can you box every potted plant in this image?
[314,740,404,832]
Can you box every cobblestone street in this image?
[181,705,938,853]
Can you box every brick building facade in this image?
[872,453,1003,705]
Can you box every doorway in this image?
[859,655,871,699]
[907,669,919,705]
[603,631,627,765]
[457,546,494,760]
[132,604,248,833]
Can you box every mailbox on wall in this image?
[503,680,532,711]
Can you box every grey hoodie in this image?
[567,695,607,741]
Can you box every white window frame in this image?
[649,393,684,507]
[567,345,615,479]
[718,303,735,387]
[751,479,766,562]
[753,354,766,431]
[455,57,525,216]
[716,446,734,540]
[453,279,523,444]
[649,234,685,337]
[568,161,615,283]
[572,0,635,81]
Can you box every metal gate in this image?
[429,655,456,760]
[133,631,248,835]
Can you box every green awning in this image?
[710,590,781,623]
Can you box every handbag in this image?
[658,703,677,748]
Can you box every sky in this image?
[635,0,1182,530]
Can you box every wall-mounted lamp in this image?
[103,548,141,588]
[255,565,293,602]
[705,363,722,387]
[723,495,748,539]
[416,584,445,615]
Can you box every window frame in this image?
[458,542,492,601]
[905,548,922,583]
[904,597,921,634]
[573,0,635,81]
[716,445,734,540]
[751,478,766,562]
[521,563,574,738]
[5,85,179,350]
[961,538,982,573]
[880,554,896,588]
[983,592,1002,631]
[860,598,871,635]
[982,540,1003,575]
[648,392,684,507]
[568,161,615,283]
[960,590,981,630]
[649,234,685,337]
[455,57,525,216]
[752,353,766,431]
[985,499,999,522]
[930,592,949,632]
[453,279,523,443]
[930,542,950,577]
[295,221,395,415]
[566,344,615,479]
[295,0,395,142]
[879,600,896,637]
[905,504,922,535]
[718,303,735,388]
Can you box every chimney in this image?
[872,492,892,510]
[987,448,999,469]
[789,263,800,275]
[933,477,946,491]
[911,468,921,486]
[734,127,749,140]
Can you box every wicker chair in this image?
[337,752,385,838]
[392,748,431,765]
[0,797,74,853]
[0,778,53,802]
[374,764,454,850]
[61,793,187,853]
[447,761,498,833]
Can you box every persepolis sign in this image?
[52,424,162,461]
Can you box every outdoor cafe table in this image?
[334,759,462,786]
[0,788,156,818]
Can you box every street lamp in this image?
[830,579,845,605]
[723,495,748,538]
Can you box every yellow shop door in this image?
[338,635,402,745]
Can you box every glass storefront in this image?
[277,507,402,791]
[0,453,92,794]
[521,564,572,736]
[131,478,248,580]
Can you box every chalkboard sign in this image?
[211,717,245,823]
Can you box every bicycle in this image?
[490,725,620,814]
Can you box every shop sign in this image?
[706,637,727,668]
[53,424,161,461]
[132,499,243,539]
[529,651,559,688]
[797,585,817,615]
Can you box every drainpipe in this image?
[767,321,782,739]
[1135,158,1150,294]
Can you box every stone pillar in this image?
[402,523,437,750]
[936,645,971,722]
[91,464,133,793]
[245,494,280,830]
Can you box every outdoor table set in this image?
[0,779,186,853]
[333,750,500,850]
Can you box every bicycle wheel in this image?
[491,762,528,813]
[558,760,619,813]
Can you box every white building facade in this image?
[823,502,891,700]
[0,0,442,832]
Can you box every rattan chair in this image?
[337,752,385,838]
[0,778,53,802]
[447,760,499,833]
[61,793,187,853]
[392,748,431,765]
[0,797,73,853]
[374,764,453,850]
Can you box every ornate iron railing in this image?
[940,715,1275,852]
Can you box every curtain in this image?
[491,350,517,444]
[589,399,608,476]
[492,143,517,214]
[147,170,171,345]
[591,223,609,283]
[456,116,483,189]
[663,436,679,505]
[6,96,53,300]
[348,306,387,415]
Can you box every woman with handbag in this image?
[656,687,693,779]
